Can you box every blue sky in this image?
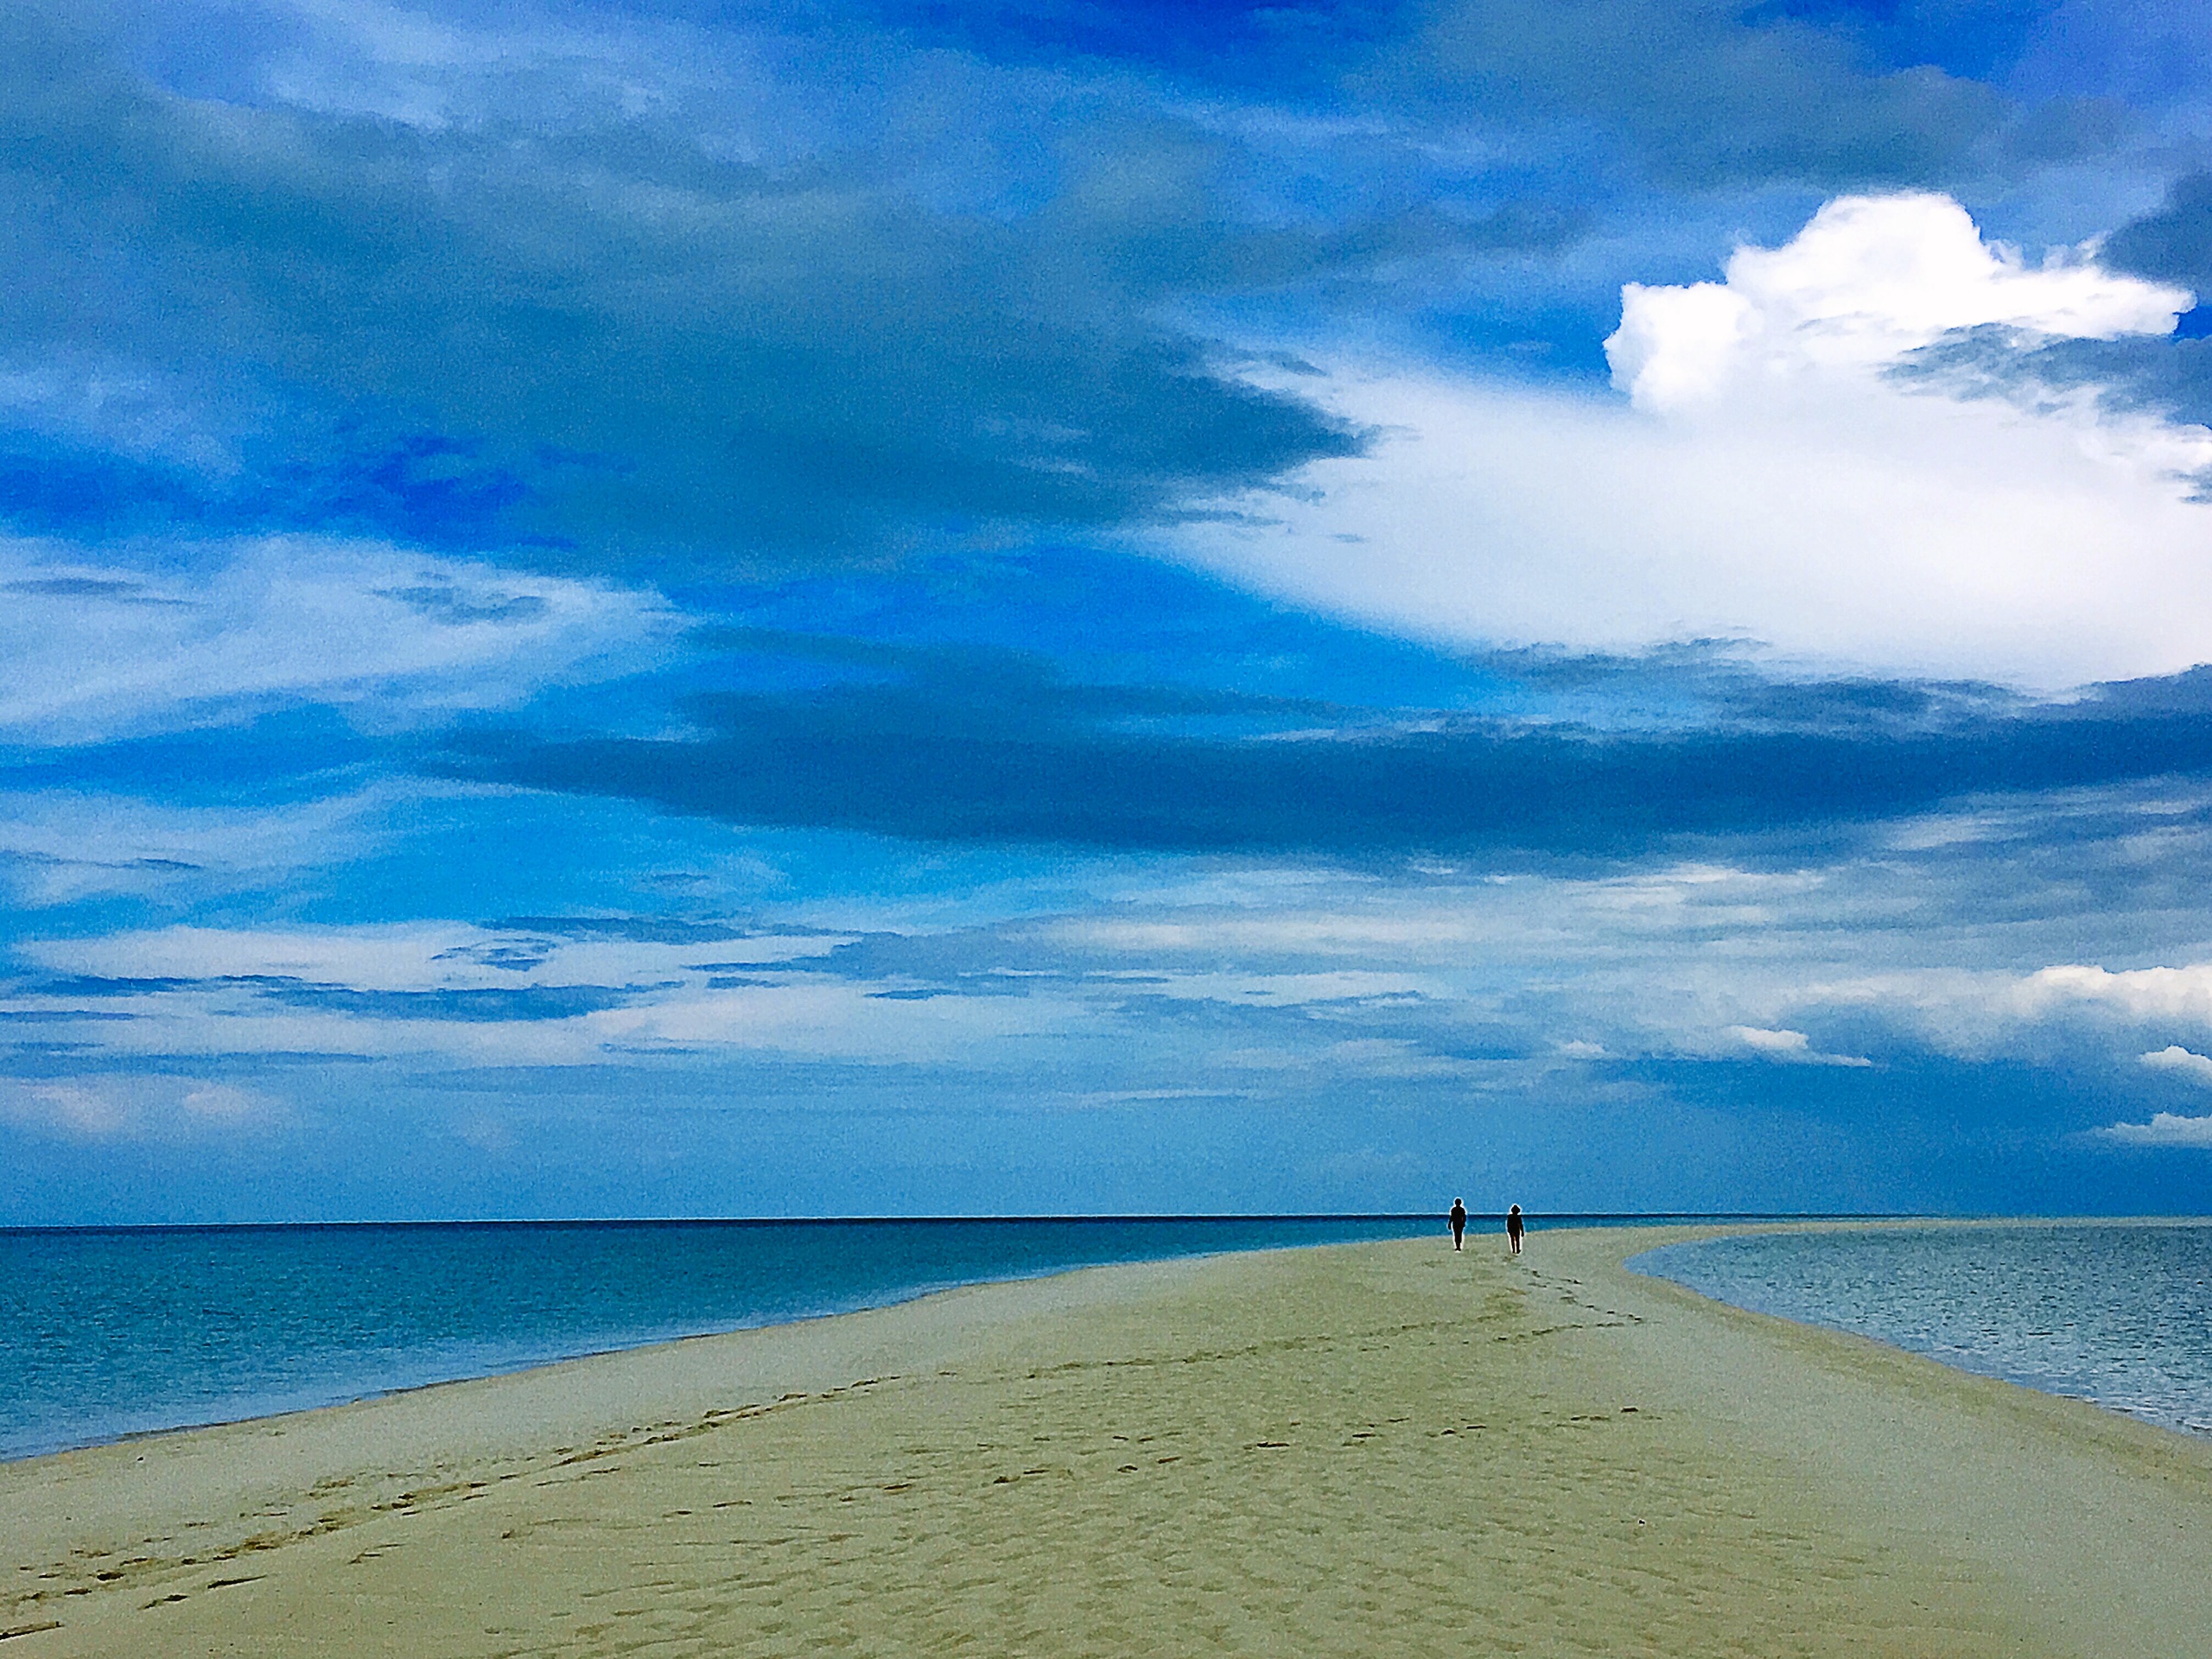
[6,0,2212,1220]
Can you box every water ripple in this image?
[1632,1223,2212,1437]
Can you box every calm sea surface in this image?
[1,1216,1463,1462]
[1631,1223,2212,1437]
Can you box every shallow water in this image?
[1632,1222,2212,1436]
[1,1215,1455,1461]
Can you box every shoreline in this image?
[1622,1215,2212,1440]
[10,1213,2207,1471]
[0,1214,1448,1468]
[9,1226,2212,1656]
[10,1211,2209,1471]
[0,1262,1226,1471]
[0,1213,1755,1470]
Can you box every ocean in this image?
[1631,1221,2212,1437]
[25,1214,2172,1466]
[0,1215,1447,1462]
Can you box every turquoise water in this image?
[2,1216,1449,1462]
[1631,1223,2212,1437]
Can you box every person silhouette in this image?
[1506,1203,1524,1255]
[1449,1197,1466,1251]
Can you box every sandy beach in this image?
[7,1227,2211,1657]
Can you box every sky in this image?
[6,0,2212,1222]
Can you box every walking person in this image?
[1449,1197,1466,1251]
[1506,1203,1524,1255]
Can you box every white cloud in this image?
[179,1082,273,1121]
[1049,863,1806,962]
[2096,1112,2212,1148]
[1726,1025,1872,1065]
[1735,957,2212,1065]
[1095,968,1438,1006]
[1607,194,2189,410]
[0,1075,283,1140]
[0,979,1066,1070]
[12,831,2211,1083]
[582,982,1077,1064]
[1172,192,2212,689]
[2017,963,2212,1025]
[27,923,519,990]
[21,922,852,993]
[2141,1044,2212,1084]
[0,784,421,906]
[3,921,1063,1069]
[0,536,677,743]
[1222,1038,1480,1077]
[0,1082,136,1140]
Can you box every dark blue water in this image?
[1632,1223,2212,1437]
[1,1216,1451,1462]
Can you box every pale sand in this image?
[7,1228,2212,1656]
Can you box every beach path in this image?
[6,1230,2209,1656]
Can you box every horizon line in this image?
[9,1210,2202,1234]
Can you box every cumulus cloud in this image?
[1726,1025,1873,1065]
[1171,192,2212,689]
[1740,952,2212,1068]
[2141,1044,2212,1083]
[2018,964,2212,1026]
[1606,194,2190,411]
[2096,1111,2212,1147]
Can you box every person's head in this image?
[1509,1204,1520,1215]
[1452,1197,1463,1206]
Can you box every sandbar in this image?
[6,1226,2210,1656]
